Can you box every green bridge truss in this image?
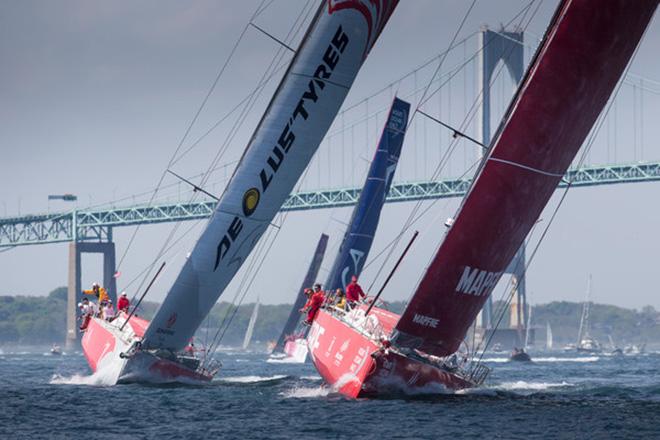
[1,161,659,248]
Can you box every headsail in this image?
[242,298,260,350]
[143,0,400,351]
[392,0,658,357]
[324,97,410,291]
[272,233,329,353]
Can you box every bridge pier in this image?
[65,240,117,348]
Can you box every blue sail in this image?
[324,97,410,292]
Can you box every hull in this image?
[308,308,477,398]
[81,313,214,384]
[283,338,309,363]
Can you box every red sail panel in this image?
[393,0,658,357]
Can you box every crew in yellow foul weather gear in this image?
[334,289,347,310]
[83,282,109,303]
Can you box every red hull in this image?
[81,313,214,384]
[308,308,476,398]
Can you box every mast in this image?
[324,97,410,291]
[142,0,400,351]
[272,233,328,353]
[392,0,658,358]
[242,297,260,350]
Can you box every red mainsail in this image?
[393,0,658,357]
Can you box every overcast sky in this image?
[1,1,659,311]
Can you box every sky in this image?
[1,0,660,311]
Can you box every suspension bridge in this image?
[1,27,658,344]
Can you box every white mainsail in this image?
[546,322,553,350]
[242,298,260,350]
[142,1,399,351]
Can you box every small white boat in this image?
[50,344,62,356]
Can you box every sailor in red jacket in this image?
[346,275,366,304]
[303,284,325,325]
[117,291,130,313]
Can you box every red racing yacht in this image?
[307,0,658,398]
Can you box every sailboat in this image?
[576,275,602,354]
[242,298,260,350]
[306,0,657,397]
[546,322,553,351]
[510,303,532,362]
[276,97,410,363]
[80,0,401,384]
[270,234,329,362]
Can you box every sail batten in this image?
[392,0,658,357]
[324,97,410,292]
[143,0,400,351]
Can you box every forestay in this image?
[272,233,328,353]
[324,97,410,291]
[143,0,400,350]
[392,0,658,357]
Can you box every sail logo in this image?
[340,248,365,287]
[455,266,502,297]
[412,313,439,328]
[242,188,260,217]
[213,25,349,271]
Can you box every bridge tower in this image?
[65,214,117,348]
[477,26,527,331]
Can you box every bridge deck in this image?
[1,161,659,247]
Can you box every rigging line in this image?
[367,1,541,295]
[339,32,479,115]
[166,170,220,201]
[249,22,296,52]
[417,110,487,149]
[115,0,269,272]
[363,0,478,293]
[418,0,538,108]
[137,0,313,298]
[195,0,314,194]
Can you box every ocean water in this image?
[2,348,660,439]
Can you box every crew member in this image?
[83,282,109,304]
[345,275,366,305]
[302,284,325,325]
[117,291,130,313]
[78,297,97,330]
[104,300,116,321]
[334,289,347,310]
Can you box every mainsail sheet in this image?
[324,97,410,291]
[392,0,658,357]
[143,0,399,350]
[272,233,329,353]
[242,298,260,350]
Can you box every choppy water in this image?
[2,348,660,439]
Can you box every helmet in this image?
[121,291,127,297]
